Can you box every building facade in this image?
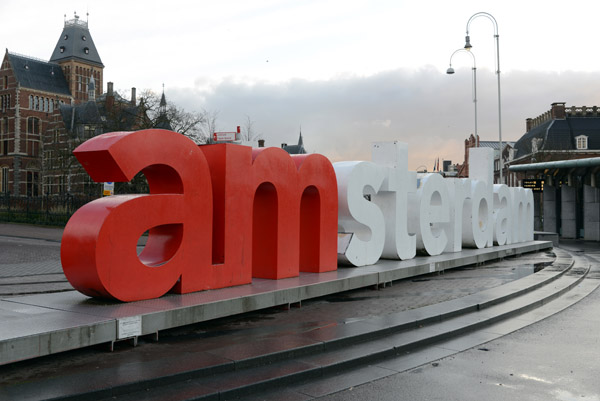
[0,13,149,197]
[508,102,600,239]
[458,134,516,185]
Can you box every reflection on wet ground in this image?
[160,250,558,342]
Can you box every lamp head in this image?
[446,67,455,74]
[464,35,472,50]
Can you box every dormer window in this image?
[60,46,65,53]
[84,47,89,54]
[82,35,87,41]
[576,135,588,150]
[63,34,69,40]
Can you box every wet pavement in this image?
[0,222,598,400]
[314,255,600,401]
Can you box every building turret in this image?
[50,12,104,103]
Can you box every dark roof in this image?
[60,101,103,130]
[49,17,103,67]
[282,144,306,154]
[514,116,600,158]
[283,130,306,154]
[154,114,173,130]
[566,118,600,149]
[514,120,553,158]
[7,53,71,95]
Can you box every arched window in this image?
[34,96,39,110]
[576,135,588,150]
[29,95,33,109]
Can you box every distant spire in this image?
[159,84,167,115]
[155,84,173,131]
[298,126,303,146]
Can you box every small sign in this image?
[522,179,544,192]
[213,132,237,142]
[117,315,142,339]
[103,182,114,196]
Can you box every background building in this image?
[458,134,516,184]
[508,102,600,239]
[0,13,152,197]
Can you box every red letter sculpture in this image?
[61,130,338,302]
[250,148,338,279]
[61,129,213,302]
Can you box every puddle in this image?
[534,261,553,272]
[510,265,534,279]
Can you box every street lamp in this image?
[447,49,478,147]
[464,12,503,183]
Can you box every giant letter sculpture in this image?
[61,129,213,302]
[62,131,338,301]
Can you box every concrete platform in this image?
[535,231,560,247]
[0,241,552,366]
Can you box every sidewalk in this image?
[3,223,594,400]
[0,223,66,296]
[0,223,63,242]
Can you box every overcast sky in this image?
[3,0,600,169]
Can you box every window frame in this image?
[575,135,588,150]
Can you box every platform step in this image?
[102,252,589,401]
[2,249,593,401]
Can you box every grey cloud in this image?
[169,68,600,169]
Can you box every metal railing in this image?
[0,193,95,226]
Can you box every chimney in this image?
[258,139,265,148]
[551,102,566,119]
[526,118,533,132]
[106,82,114,111]
[131,87,136,106]
[281,143,287,148]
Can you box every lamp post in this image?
[464,12,503,183]
[447,49,478,147]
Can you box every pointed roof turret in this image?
[49,12,104,67]
[155,84,173,131]
[282,127,307,155]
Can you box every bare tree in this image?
[167,107,206,144]
[196,109,219,143]
[135,89,207,144]
[240,115,266,143]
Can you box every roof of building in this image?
[514,116,600,158]
[283,130,306,155]
[7,53,71,95]
[60,101,103,130]
[49,15,103,67]
[478,140,516,150]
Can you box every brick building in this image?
[458,134,516,184]
[0,13,152,197]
